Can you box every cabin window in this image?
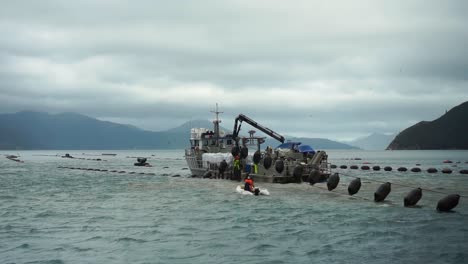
[203,140,208,146]
[227,139,232,145]
[211,140,216,146]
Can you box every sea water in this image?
[1,150,467,264]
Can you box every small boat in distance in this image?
[184,105,331,183]
[102,153,117,156]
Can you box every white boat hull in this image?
[236,185,270,196]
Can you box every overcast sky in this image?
[1,0,467,140]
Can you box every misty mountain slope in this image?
[0,111,187,149]
[0,111,358,150]
[387,101,468,150]
[348,133,396,150]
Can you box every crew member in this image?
[233,154,241,180]
[244,175,254,192]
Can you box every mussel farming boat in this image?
[184,105,331,183]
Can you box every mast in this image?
[210,103,223,146]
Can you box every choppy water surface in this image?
[1,150,468,264]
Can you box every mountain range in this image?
[387,101,468,150]
[0,111,358,150]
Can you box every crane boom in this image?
[232,114,285,145]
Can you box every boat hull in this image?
[185,151,330,183]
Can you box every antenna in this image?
[211,103,223,146]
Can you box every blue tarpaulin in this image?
[275,142,315,154]
[298,145,315,154]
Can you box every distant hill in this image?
[387,101,468,150]
[0,111,187,150]
[348,133,395,150]
[0,111,357,150]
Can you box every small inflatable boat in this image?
[236,185,270,196]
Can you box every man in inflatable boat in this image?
[244,175,260,195]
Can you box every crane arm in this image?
[232,114,285,144]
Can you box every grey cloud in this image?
[1,1,468,140]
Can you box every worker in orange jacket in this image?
[244,175,254,192]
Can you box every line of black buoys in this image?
[348,178,361,195]
[340,165,347,169]
[374,182,391,202]
[361,165,370,170]
[327,173,340,191]
[442,168,453,174]
[460,170,468,174]
[350,165,358,169]
[427,168,438,173]
[411,167,421,172]
[404,188,422,207]
[384,166,392,171]
[331,164,337,169]
[437,194,460,212]
[397,167,407,172]
[373,166,381,171]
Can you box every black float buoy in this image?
[404,188,422,207]
[231,146,240,156]
[327,173,340,191]
[348,178,361,195]
[437,194,460,212]
[460,170,468,174]
[373,166,381,171]
[384,166,392,171]
[361,165,370,170]
[240,147,249,159]
[397,167,407,172]
[340,165,347,169]
[411,167,421,172]
[374,182,391,202]
[331,164,337,169]
[350,165,358,169]
[427,168,438,173]
[309,169,321,185]
[442,168,453,174]
[293,165,304,182]
[253,151,261,164]
[275,160,284,173]
[263,156,272,169]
